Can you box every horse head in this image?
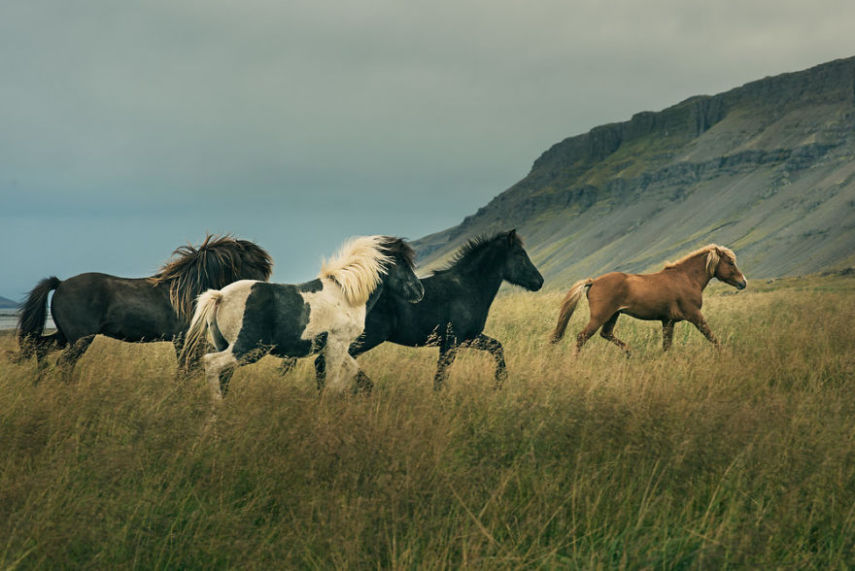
[712,246,747,290]
[379,237,424,303]
[500,230,544,291]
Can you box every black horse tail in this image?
[181,290,224,370]
[17,276,62,359]
[549,278,593,343]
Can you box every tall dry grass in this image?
[1,275,855,568]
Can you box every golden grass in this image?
[2,275,855,568]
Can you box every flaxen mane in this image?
[320,236,409,306]
[150,234,273,318]
[433,231,524,274]
[665,244,735,278]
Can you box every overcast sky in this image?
[2,0,854,300]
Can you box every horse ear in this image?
[508,229,517,243]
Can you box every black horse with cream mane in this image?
[315,230,544,390]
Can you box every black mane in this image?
[150,234,273,318]
[432,231,523,274]
[379,236,417,270]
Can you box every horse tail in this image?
[181,290,223,370]
[549,278,593,343]
[17,276,62,358]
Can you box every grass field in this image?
[2,274,855,569]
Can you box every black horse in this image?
[16,234,273,378]
[316,230,543,390]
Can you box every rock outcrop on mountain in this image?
[414,56,855,284]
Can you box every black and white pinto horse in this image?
[316,230,543,390]
[181,236,424,400]
[16,235,273,378]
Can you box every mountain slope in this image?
[414,56,855,284]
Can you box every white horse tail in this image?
[181,290,224,370]
[549,278,594,343]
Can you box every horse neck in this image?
[670,253,712,290]
[365,282,384,313]
[454,249,505,304]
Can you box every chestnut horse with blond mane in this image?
[549,244,747,354]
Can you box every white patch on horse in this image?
[189,280,257,400]
[300,277,367,392]
[207,280,255,343]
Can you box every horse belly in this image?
[623,297,681,321]
[269,338,314,358]
[103,306,178,341]
[623,308,665,321]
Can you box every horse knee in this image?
[321,344,356,393]
[355,370,373,395]
[203,351,237,400]
[205,372,222,399]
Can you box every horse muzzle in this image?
[529,274,544,292]
[407,283,425,303]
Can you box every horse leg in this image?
[321,339,360,393]
[316,350,372,394]
[219,348,269,397]
[203,350,238,401]
[433,340,459,391]
[575,313,609,355]
[600,313,631,357]
[687,311,720,348]
[354,370,374,395]
[469,333,508,387]
[313,354,326,392]
[322,326,387,392]
[279,357,298,377]
[29,332,65,384]
[173,334,201,378]
[662,320,676,352]
[56,335,95,382]
[15,331,60,363]
[341,354,361,394]
[218,368,237,397]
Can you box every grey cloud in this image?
[2,0,855,296]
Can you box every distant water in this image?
[0,309,55,331]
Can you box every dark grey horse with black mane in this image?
[315,230,543,390]
[16,234,273,378]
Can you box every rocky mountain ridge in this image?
[414,56,855,284]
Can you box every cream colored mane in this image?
[665,244,736,278]
[319,236,391,306]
